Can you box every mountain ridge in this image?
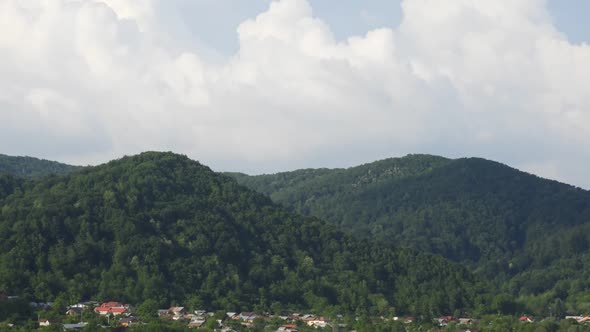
[0,153,82,178]
[0,151,492,316]
[230,154,590,313]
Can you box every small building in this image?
[168,306,186,320]
[240,312,259,322]
[306,317,329,328]
[459,318,475,325]
[68,303,88,309]
[94,302,130,316]
[66,307,84,316]
[63,322,88,330]
[38,319,52,327]
[169,306,186,315]
[277,323,298,332]
[188,319,206,328]
[158,309,171,317]
[119,316,138,327]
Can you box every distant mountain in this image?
[0,152,493,316]
[231,155,590,312]
[0,154,81,178]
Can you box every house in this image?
[38,319,52,327]
[438,316,455,326]
[519,315,534,323]
[68,303,88,309]
[566,315,590,323]
[301,314,315,321]
[169,306,186,317]
[94,302,130,316]
[164,306,188,320]
[306,317,329,328]
[227,312,238,319]
[66,307,83,316]
[458,318,474,325]
[277,324,298,332]
[119,316,138,327]
[103,301,122,307]
[110,306,128,316]
[188,319,206,328]
[194,310,207,316]
[158,309,171,318]
[30,302,52,309]
[240,312,259,322]
[63,322,88,330]
[95,306,110,315]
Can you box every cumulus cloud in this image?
[0,0,589,187]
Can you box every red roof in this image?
[95,302,127,314]
[102,302,123,308]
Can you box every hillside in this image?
[231,155,590,312]
[0,152,493,316]
[0,154,81,178]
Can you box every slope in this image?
[0,154,81,178]
[231,155,590,306]
[0,152,492,316]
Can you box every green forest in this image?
[0,152,494,320]
[0,154,81,179]
[3,152,590,330]
[231,154,590,314]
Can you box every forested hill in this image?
[0,152,493,316]
[230,155,590,309]
[229,154,451,198]
[0,154,81,178]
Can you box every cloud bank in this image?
[1,0,589,187]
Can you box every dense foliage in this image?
[0,154,81,179]
[0,152,492,316]
[231,155,590,312]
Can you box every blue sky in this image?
[547,0,590,43]
[1,0,589,188]
[179,0,589,54]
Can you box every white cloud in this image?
[0,0,589,188]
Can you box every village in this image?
[16,298,339,331]
[4,292,590,331]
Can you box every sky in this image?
[0,0,589,188]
